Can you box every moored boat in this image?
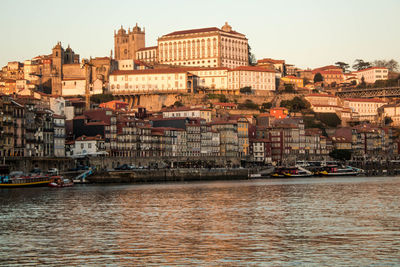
[0,175,53,188]
[48,176,74,188]
[283,166,313,177]
[320,165,363,176]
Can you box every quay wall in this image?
[4,157,75,172]
[87,156,241,170]
[88,168,249,184]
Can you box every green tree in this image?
[373,59,399,72]
[238,99,259,110]
[384,116,393,125]
[329,149,352,161]
[91,94,115,104]
[335,61,350,73]
[357,76,367,88]
[240,86,252,94]
[316,113,341,127]
[173,100,184,107]
[314,73,323,83]
[283,84,295,93]
[352,59,371,71]
[280,96,310,112]
[261,102,272,110]
[248,44,257,66]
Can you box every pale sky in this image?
[1,0,399,70]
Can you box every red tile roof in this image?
[355,67,388,72]
[312,65,342,72]
[164,27,220,36]
[111,68,189,76]
[257,58,285,64]
[283,75,302,79]
[230,66,275,72]
[161,106,211,112]
[86,121,108,126]
[344,98,386,103]
[76,134,104,141]
[306,93,336,98]
[136,46,158,52]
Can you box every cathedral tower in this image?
[51,42,64,95]
[114,23,145,60]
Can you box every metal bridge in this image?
[336,87,400,98]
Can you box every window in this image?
[81,143,84,149]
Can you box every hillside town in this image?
[1,22,400,171]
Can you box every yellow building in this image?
[280,75,303,88]
[237,117,249,157]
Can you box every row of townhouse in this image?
[330,125,395,160]
[0,95,66,158]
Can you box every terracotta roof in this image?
[312,65,342,72]
[282,75,302,79]
[99,100,128,105]
[86,121,108,126]
[76,134,104,141]
[52,114,66,119]
[344,98,386,103]
[62,78,85,81]
[356,67,388,72]
[162,26,244,38]
[162,106,211,112]
[306,93,336,98]
[164,27,220,37]
[312,104,342,108]
[257,58,285,64]
[73,115,87,120]
[111,68,189,75]
[230,66,275,72]
[317,70,344,75]
[136,46,158,52]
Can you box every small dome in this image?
[132,23,141,33]
[66,44,72,52]
[117,26,126,35]
[221,22,232,32]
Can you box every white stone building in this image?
[343,98,386,122]
[162,107,212,122]
[228,66,276,92]
[355,67,388,84]
[157,22,248,68]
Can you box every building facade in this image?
[157,22,248,68]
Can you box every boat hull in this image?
[48,182,74,188]
[0,180,51,188]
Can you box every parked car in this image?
[68,165,89,171]
[29,168,42,175]
[47,168,59,175]
[115,164,136,170]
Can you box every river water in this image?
[1,176,400,266]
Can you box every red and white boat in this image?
[48,176,74,188]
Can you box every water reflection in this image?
[0,177,399,265]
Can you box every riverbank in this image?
[87,168,250,183]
